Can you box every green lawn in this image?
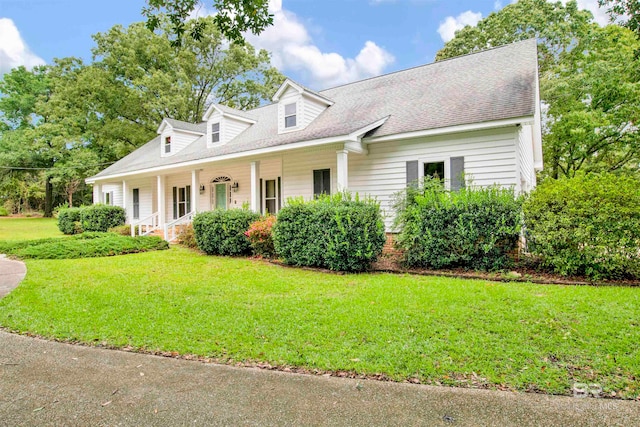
[0,217,62,241]
[0,246,638,398]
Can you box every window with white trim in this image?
[284,103,297,128]
[132,188,140,220]
[164,136,171,153]
[313,169,330,197]
[211,122,220,143]
[424,161,445,183]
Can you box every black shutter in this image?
[323,169,330,195]
[406,161,419,186]
[186,185,191,213]
[172,187,177,219]
[313,170,321,197]
[277,177,282,211]
[450,156,465,191]
[259,178,263,214]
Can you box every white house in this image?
[86,39,543,240]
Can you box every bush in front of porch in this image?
[193,209,260,256]
[273,193,386,272]
[58,205,126,234]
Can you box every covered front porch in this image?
[92,143,361,241]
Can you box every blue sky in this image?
[0,0,608,89]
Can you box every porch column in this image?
[191,169,200,214]
[157,175,166,225]
[250,161,261,212]
[122,180,128,214]
[94,183,102,204]
[336,149,349,191]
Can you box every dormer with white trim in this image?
[273,79,333,134]
[158,118,205,157]
[202,104,256,149]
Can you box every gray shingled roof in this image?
[163,118,206,134]
[92,39,537,180]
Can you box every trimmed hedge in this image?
[0,232,168,259]
[193,209,260,256]
[57,207,83,234]
[524,173,640,280]
[273,193,386,272]
[58,205,126,234]
[394,179,522,271]
[81,205,126,232]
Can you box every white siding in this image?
[101,183,122,208]
[301,95,328,128]
[123,178,154,224]
[349,127,520,229]
[517,124,536,193]
[160,127,201,157]
[282,145,341,200]
[222,118,251,145]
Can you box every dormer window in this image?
[284,103,297,128]
[164,136,171,153]
[211,122,220,143]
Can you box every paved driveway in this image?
[0,331,638,426]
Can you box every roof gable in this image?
[273,78,334,106]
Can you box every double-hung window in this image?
[313,169,330,197]
[284,103,297,128]
[211,122,220,143]
[164,136,171,153]
[132,188,140,220]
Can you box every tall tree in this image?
[436,0,594,73]
[436,0,640,177]
[80,16,283,160]
[143,0,272,45]
[598,0,640,37]
[542,25,640,177]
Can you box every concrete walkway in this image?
[0,331,638,426]
[0,258,638,426]
[0,255,26,298]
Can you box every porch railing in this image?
[164,211,195,242]
[131,212,160,237]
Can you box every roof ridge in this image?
[318,38,537,94]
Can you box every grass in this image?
[0,246,638,398]
[0,232,169,259]
[0,217,62,241]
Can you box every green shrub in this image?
[193,209,260,256]
[81,205,126,232]
[245,215,277,257]
[176,224,198,249]
[0,206,8,216]
[524,173,640,280]
[273,193,386,272]
[57,207,83,235]
[0,233,168,259]
[394,179,522,271]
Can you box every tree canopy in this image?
[0,16,283,215]
[598,0,640,37]
[437,0,640,178]
[143,0,272,45]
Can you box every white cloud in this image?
[0,18,45,75]
[494,1,503,10]
[560,0,609,26]
[245,0,394,88]
[437,10,483,43]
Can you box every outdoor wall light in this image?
[199,184,206,194]
[232,181,239,192]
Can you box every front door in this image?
[214,183,227,210]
